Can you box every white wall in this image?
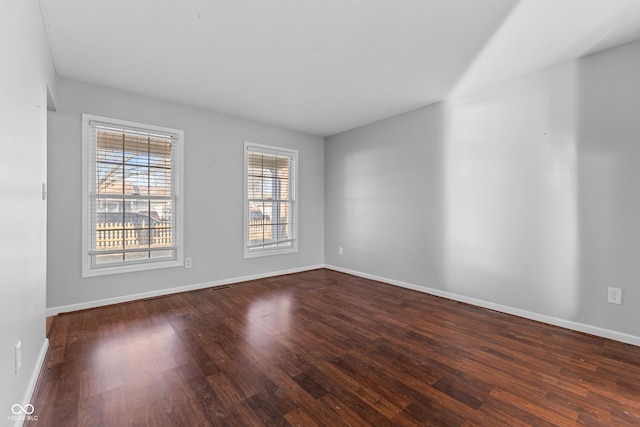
[47,78,324,311]
[0,0,56,424]
[325,39,640,343]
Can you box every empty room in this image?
[3,0,640,425]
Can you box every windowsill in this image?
[244,247,297,259]
[82,258,183,277]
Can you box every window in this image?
[244,142,298,258]
[82,114,183,276]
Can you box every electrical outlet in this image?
[608,287,622,304]
[185,258,192,268]
[15,341,22,374]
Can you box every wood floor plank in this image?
[307,360,405,420]
[27,269,640,426]
[488,388,578,425]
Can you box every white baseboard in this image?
[46,264,324,316]
[326,264,640,347]
[14,338,49,427]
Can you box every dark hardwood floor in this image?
[29,269,640,426]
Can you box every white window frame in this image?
[244,141,298,258]
[81,114,184,277]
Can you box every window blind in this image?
[87,121,178,267]
[245,144,297,254]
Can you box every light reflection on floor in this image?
[88,322,183,396]
[246,292,293,350]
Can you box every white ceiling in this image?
[38,0,640,137]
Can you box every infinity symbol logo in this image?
[11,404,35,415]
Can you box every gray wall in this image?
[325,39,640,340]
[47,78,324,310]
[1,0,55,422]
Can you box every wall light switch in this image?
[15,341,22,374]
[339,247,343,255]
